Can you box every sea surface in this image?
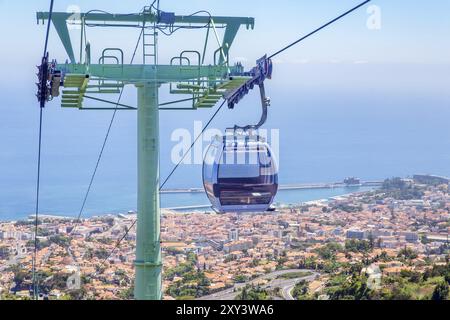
[1,63,449,221]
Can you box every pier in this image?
[160,181,383,194]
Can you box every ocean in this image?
[1,63,449,221]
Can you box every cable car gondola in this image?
[203,72,278,213]
[203,132,278,213]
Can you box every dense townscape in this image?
[0,175,449,300]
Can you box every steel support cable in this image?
[42,1,54,57]
[269,0,371,59]
[32,109,44,300]
[69,28,143,236]
[96,219,137,270]
[32,0,55,301]
[96,99,226,270]
[160,99,226,190]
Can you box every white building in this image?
[346,230,366,240]
[228,228,239,241]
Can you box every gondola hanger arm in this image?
[223,0,371,112]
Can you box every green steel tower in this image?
[36,5,255,300]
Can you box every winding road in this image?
[198,269,319,301]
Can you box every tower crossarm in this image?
[34,4,258,301]
[36,11,255,64]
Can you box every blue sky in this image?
[1,0,449,106]
[1,0,450,66]
[1,1,450,217]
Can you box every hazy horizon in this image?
[1,1,449,218]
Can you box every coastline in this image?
[0,184,380,223]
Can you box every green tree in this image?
[233,274,248,284]
[292,280,309,300]
[165,253,211,299]
[118,286,135,300]
[236,285,270,300]
[93,248,110,260]
[315,242,343,260]
[326,274,371,300]
[398,247,418,260]
[49,235,71,247]
[240,287,248,300]
[345,240,372,253]
[431,281,449,301]
[445,272,450,285]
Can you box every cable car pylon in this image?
[35,0,371,300]
[36,4,255,300]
